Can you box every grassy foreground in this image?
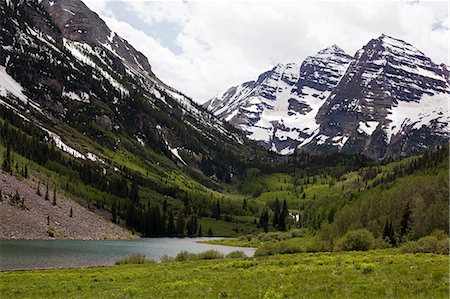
[1,250,448,298]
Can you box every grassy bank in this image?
[1,249,448,298]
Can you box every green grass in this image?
[1,250,447,298]
[198,217,262,237]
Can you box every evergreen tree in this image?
[44,183,49,201]
[167,209,175,235]
[52,187,57,206]
[214,199,221,220]
[259,209,269,232]
[279,199,288,231]
[176,212,185,236]
[400,205,411,240]
[243,198,248,210]
[1,144,12,173]
[383,220,395,246]
[36,182,41,196]
[11,189,20,206]
[129,178,139,203]
[198,224,202,236]
[272,198,281,228]
[112,201,117,223]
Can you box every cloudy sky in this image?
[84,0,449,104]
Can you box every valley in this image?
[0,0,448,298]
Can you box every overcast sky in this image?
[84,0,449,104]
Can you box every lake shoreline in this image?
[0,238,256,271]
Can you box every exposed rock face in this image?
[204,45,353,154]
[206,35,449,158]
[0,170,133,240]
[40,0,156,80]
[310,35,449,158]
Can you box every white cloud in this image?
[85,0,449,104]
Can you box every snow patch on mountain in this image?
[63,38,129,95]
[385,92,449,143]
[0,66,28,103]
[42,127,86,160]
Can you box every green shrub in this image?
[304,240,329,253]
[175,251,198,261]
[400,233,449,254]
[225,251,247,259]
[430,229,448,240]
[373,237,392,249]
[160,255,175,263]
[197,249,224,260]
[115,253,154,265]
[335,229,375,251]
[255,241,303,256]
[289,229,306,238]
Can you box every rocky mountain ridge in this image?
[206,35,449,158]
[0,0,251,181]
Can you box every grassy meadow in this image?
[0,249,448,298]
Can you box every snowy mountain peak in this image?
[317,44,345,55]
[207,35,448,158]
[205,45,353,155]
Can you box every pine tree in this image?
[44,183,49,201]
[130,178,139,203]
[1,144,12,173]
[112,201,117,223]
[214,199,221,220]
[279,199,288,231]
[52,187,57,206]
[176,212,185,236]
[243,198,248,210]
[167,209,175,235]
[272,198,281,228]
[36,182,41,196]
[259,209,269,232]
[400,205,411,240]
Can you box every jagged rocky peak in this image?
[317,44,345,55]
[204,46,354,155]
[40,0,110,44]
[208,34,448,158]
[38,0,156,79]
[310,34,449,158]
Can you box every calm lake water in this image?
[0,238,255,270]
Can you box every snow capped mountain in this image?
[311,34,449,158]
[205,45,353,154]
[206,34,449,158]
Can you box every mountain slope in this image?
[0,0,256,181]
[0,0,270,238]
[205,45,353,154]
[207,35,449,158]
